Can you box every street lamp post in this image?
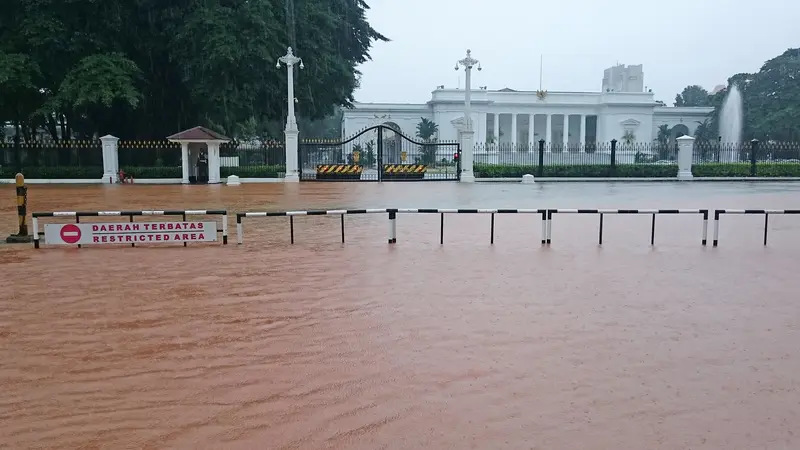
[455,49,481,182]
[276,46,304,182]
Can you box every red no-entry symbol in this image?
[60,224,82,244]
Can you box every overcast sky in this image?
[353,0,800,105]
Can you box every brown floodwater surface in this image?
[2,182,800,449]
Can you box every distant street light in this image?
[454,49,481,131]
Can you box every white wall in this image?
[653,107,715,139]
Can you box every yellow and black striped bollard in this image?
[6,173,33,243]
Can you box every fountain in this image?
[718,84,743,162]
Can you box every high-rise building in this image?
[602,64,644,93]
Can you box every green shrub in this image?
[0,166,104,179]
[121,166,181,178]
[693,162,800,177]
[474,163,678,178]
[221,165,285,178]
[474,162,800,178]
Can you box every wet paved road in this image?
[1,182,800,449]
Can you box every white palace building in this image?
[343,64,714,150]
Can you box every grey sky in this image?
[353,0,800,105]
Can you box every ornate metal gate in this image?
[299,125,460,181]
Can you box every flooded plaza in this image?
[2,181,800,449]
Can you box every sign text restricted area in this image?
[43,221,218,245]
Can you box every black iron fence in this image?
[473,139,800,178]
[220,140,285,178]
[473,140,678,178]
[118,140,182,178]
[692,140,800,176]
[0,140,103,178]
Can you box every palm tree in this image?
[656,124,671,145]
[694,119,715,143]
[622,130,636,146]
[416,118,439,164]
[416,118,438,141]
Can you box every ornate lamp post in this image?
[454,49,481,182]
[276,47,304,182]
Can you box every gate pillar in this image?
[460,129,475,182]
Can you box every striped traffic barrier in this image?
[548,209,710,246]
[712,209,800,247]
[316,165,362,180]
[236,208,549,245]
[31,210,228,248]
[382,164,427,180]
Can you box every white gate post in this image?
[100,135,119,183]
[677,135,695,180]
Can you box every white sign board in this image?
[43,221,217,245]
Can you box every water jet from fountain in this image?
[719,84,743,162]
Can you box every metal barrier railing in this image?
[236,208,711,246]
[548,209,710,245]
[712,209,800,246]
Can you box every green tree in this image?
[0,0,388,141]
[415,117,438,140]
[416,117,438,164]
[693,118,715,143]
[674,85,710,107]
[655,124,670,145]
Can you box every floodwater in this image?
[2,182,800,449]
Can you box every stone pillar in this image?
[181,142,190,184]
[510,114,518,149]
[562,114,570,150]
[207,142,221,184]
[460,129,475,183]
[545,114,552,149]
[285,128,300,182]
[492,114,500,150]
[677,135,695,180]
[528,114,535,150]
[579,114,586,150]
[100,135,119,183]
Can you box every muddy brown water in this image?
[2,182,800,449]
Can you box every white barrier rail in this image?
[31,209,228,248]
[712,209,800,247]
[236,208,710,246]
[548,209,710,246]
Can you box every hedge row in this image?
[3,163,799,179]
[0,166,104,179]
[474,163,800,178]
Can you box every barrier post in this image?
[6,173,33,244]
[388,210,397,244]
[702,210,708,246]
[712,210,721,247]
[540,211,547,245]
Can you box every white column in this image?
[545,114,552,149]
[562,114,570,150]
[492,114,500,150]
[510,114,518,149]
[579,114,586,151]
[528,114,535,150]
[677,135,695,180]
[181,142,189,184]
[478,112,487,148]
[99,135,119,183]
[208,143,221,184]
[460,130,475,182]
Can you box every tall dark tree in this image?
[674,85,710,107]
[0,0,388,140]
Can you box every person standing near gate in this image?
[197,150,209,183]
